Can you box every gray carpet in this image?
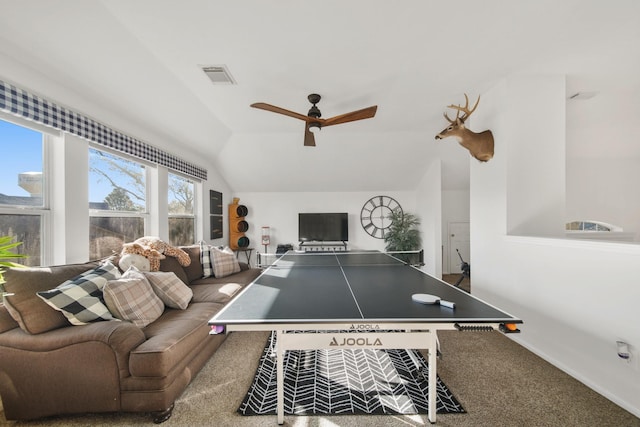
[2,275,639,426]
[3,330,640,427]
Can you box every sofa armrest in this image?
[0,321,145,378]
[0,321,146,420]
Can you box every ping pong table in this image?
[209,250,522,424]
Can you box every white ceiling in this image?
[1,0,638,192]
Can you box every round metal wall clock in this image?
[360,196,403,239]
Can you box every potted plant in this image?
[0,235,26,295]
[384,210,422,265]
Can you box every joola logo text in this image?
[349,324,380,331]
[329,337,383,346]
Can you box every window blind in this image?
[0,80,207,180]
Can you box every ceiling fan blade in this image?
[304,125,316,147]
[322,105,378,127]
[250,103,310,122]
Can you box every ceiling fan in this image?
[250,94,377,147]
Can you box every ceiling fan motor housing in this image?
[308,106,321,118]
[307,94,322,118]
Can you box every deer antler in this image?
[444,93,480,123]
[443,108,460,124]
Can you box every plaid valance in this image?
[0,80,207,180]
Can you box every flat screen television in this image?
[298,213,348,242]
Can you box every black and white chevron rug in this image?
[238,332,465,416]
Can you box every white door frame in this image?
[447,222,470,275]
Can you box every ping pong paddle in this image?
[412,293,455,309]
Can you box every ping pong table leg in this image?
[276,330,285,425]
[428,331,438,424]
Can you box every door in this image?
[448,222,470,274]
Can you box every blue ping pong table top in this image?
[210,251,521,325]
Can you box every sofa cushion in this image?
[189,267,262,288]
[37,275,117,325]
[179,245,205,283]
[143,271,193,309]
[129,301,223,377]
[210,246,241,278]
[104,268,165,328]
[158,256,189,285]
[190,283,242,304]
[3,260,109,334]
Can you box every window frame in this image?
[0,106,207,266]
[565,220,622,232]
[88,145,151,258]
[88,145,151,215]
[167,171,197,246]
[0,114,55,265]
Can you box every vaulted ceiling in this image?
[1,1,638,192]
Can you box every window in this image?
[565,221,622,232]
[0,118,46,266]
[89,148,147,259]
[168,173,195,246]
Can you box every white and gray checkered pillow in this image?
[200,241,214,278]
[36,262,121,325]
[103,267,165,328]
[211,246,241,278]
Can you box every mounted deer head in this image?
[435,94,494,162]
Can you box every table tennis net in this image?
[256,251,418,269]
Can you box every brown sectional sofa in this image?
[0,245,262,422]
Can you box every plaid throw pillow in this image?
[211,246,241,278]
[200,241,214,278]
[103,267,164,328]
[36,262,120,325]
[143,271,193,310]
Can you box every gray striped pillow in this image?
[143,271,193,310]
[211,246,241,278]
[103,268,164,328]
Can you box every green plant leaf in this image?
[0,236,27,273]
[383,211,421,252]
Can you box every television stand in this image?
[299,241,348,252]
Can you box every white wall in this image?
[505,75,566,238]
[416,160,442,277]
[567,158,640,241]
[473,76,640,417]
[231,191,418,264]
[565,86,640,243]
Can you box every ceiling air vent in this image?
[202,65,236,85]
